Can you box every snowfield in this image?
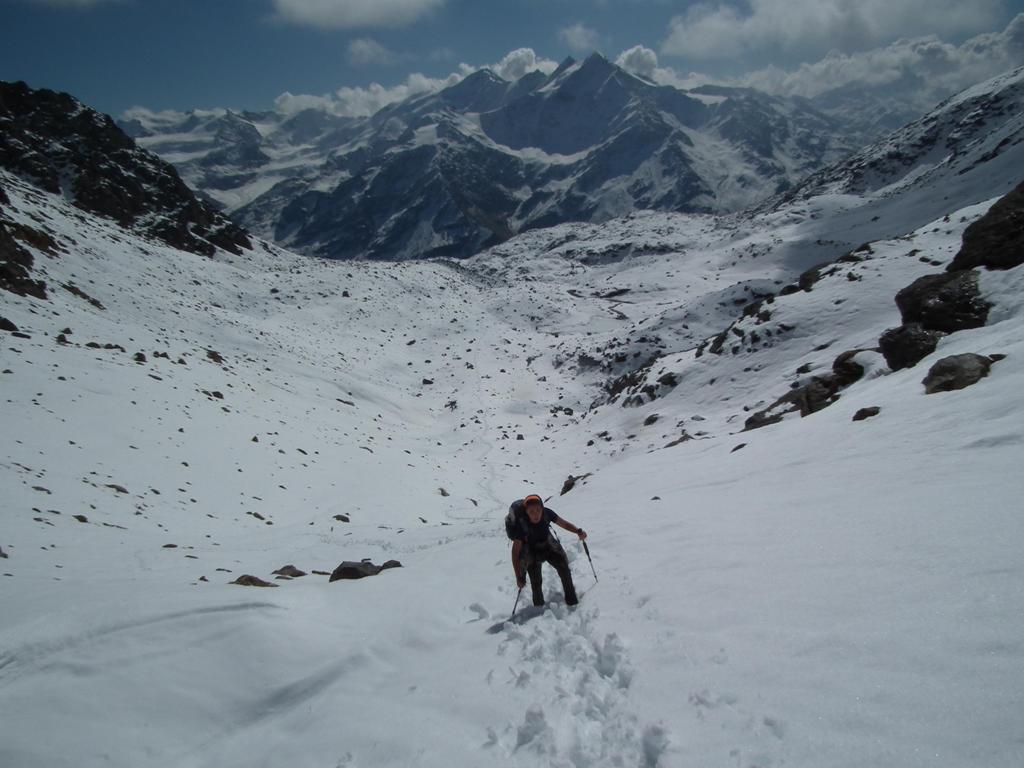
[1,165,1023,768]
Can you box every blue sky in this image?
[2,0,1023,117]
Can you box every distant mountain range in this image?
[123,54,870,261]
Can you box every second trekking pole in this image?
[510,586,523,621]
[582,540,598,582]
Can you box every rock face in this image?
[0,80,251,257]
[329,559,402,582]
[895,271,990,333]
[948,181,1024,271]
[878,323,946,370]
[922,354,995,394]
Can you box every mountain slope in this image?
[0,81,251,258]
[3,119,1024,767]
[2,73,1024,768]
[130,55,861,261]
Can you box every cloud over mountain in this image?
[662,0,1005,60]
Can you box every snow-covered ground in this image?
[2,168,1023,768]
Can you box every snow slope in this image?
[2,156,1024,768]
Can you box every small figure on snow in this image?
[505,494,587,607]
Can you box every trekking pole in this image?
[582,540,598,582]
[510,586,523,620]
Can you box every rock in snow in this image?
[329,560,403,581]
[922,353,997,394]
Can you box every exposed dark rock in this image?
[852,406,881,421]
[643,413,660,426]
[731,443,747,452]
[72,514,88,523]
[422,378,434,385]
[272,564,307,578]
[922,353,995,394]
[329,559,402,581]
[0,316,18,333]
[0,545,7,558]
[832,349,874,384]
[744,374,846,431]
[0,222,47,299]
[560,472,591,495]
[6,220,63,255]
[0,80,251,256]
[895,270,990,333]
[948,181,1024,271]
[206,349,225,364]
[798,262,834,291]
[62,283,105,310]
[878,323,945,370]
[232,574,278,587]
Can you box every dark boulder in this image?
[878,323,946,370]
[329,559,402,582]
[922,353,995,394]
[0,316,18,333]
[832,349,874,384]
[852,406,881,421]
[231,574,278,587]
[895,270,990,333]
[948,181,1024,271]
[272,564,307,578]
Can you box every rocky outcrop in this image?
[744,347,875,431]
[879,267,990,370]
[329,559,402,582]
[894,270,990,333]
[878,323,945,370]
[948,181,1024,271]
[0,222,46,299]
[0,80,251,257]
[922,353,998,394]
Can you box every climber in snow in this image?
[505,494,586,607]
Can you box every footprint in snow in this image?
[486,604,669,766]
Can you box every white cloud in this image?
[274,71,462,117]
[615,45,714,90]
[737,13,1024,105]
[346,38,398,67]
[615,45,659,80]
[490,48,558,81]
[271,0,445,30]
[559,22,600,54]
[271,48,554,118]
[662,0,1006,60]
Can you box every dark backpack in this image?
[504,500,527,541]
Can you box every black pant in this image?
[524,542,578,606]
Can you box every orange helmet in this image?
[523,494,543,507]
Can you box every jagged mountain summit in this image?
[128,54,861,261]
